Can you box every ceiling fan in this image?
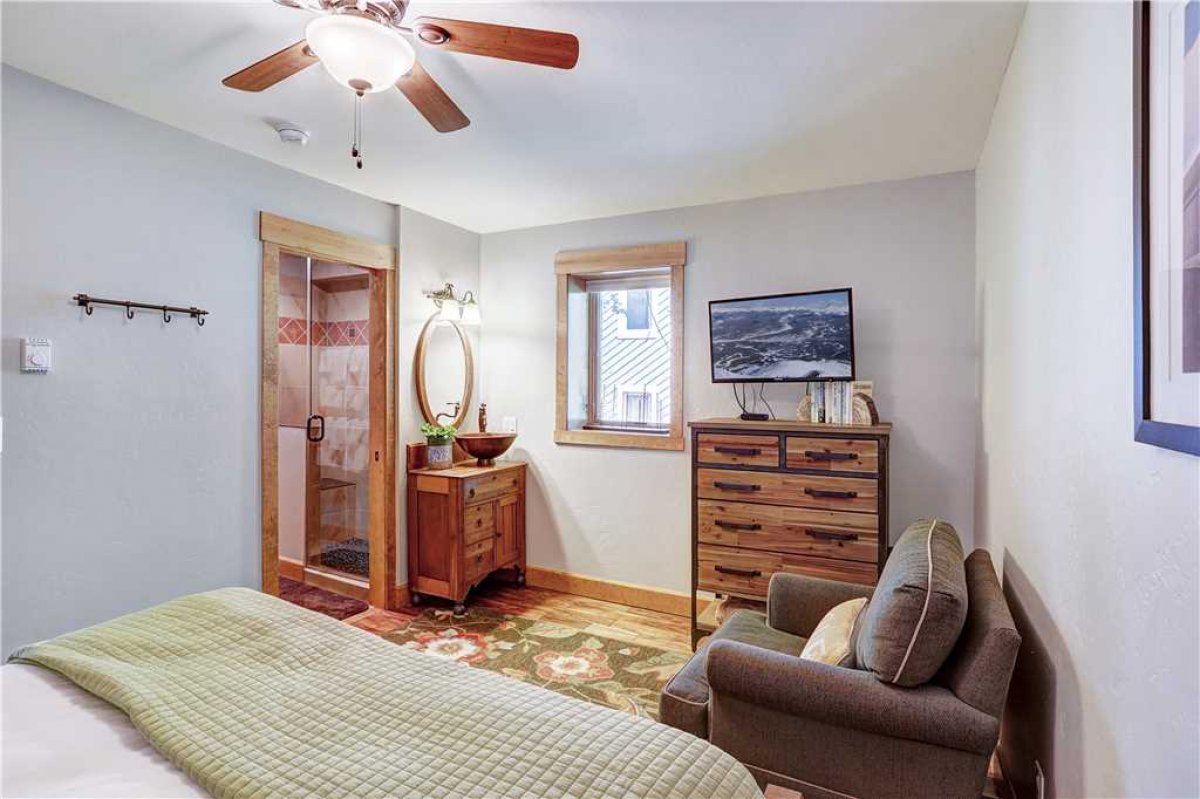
[222,0,579,147]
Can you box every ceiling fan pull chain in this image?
[351,90,364,170]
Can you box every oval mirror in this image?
[415,313,474,430]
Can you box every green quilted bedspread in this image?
[12,588,761,799]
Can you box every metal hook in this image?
[84,302,94,316]
[195,311,205,327]
[162,305,172,324]
[125,303,135,320]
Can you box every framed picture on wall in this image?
[1133,0,1200,455]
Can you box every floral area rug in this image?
[382,608,688,720]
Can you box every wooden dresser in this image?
[407,447,526,614]
[690,418,891,646]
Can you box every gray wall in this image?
[396,207,481,577]
[0,67,397,654]
[975,5,1199,797]
[479,172,977,594]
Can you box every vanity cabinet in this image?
[406,453,526,613]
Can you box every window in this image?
[555,242,686,450]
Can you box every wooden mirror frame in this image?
[414,312,474,429]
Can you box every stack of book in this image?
[803,380,873,424]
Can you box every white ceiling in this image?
[1,1,1024,233]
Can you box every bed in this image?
[3,588,761,799]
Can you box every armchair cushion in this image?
[855,518,968,687]
[798,596,868,666]
[767,572,874,638]
[706,639,999,756]
[659,611,805,739]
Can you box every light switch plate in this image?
[21,337,51,373]
[502,416,518,433]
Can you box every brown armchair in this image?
[661,550,1020,799]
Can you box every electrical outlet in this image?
[1034,760,1046,799]
[502,416,518,433]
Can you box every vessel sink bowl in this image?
[456,433,517,466]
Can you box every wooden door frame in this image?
[259,212,399,609]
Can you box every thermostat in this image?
[21,337,51,373]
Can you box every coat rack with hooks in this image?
[73,294,209,326]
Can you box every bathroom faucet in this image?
[436,402,461,425]
[479,403,488,433]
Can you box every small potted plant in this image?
[421,422,457,470]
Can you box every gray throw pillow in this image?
[854,518,967,687]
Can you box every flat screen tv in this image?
[709,288,855,383]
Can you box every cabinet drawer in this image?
[785,436,879,473]
[697,468,878,513]
[698,499,878,563]
[696,434,779,468]
[463,538,495,582]
[464,502,495,544]
[698,544,877,597]
[464,470,521,506]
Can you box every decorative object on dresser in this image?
[689,417,891,647]
[407,443,526,614]
[798,379,878,425]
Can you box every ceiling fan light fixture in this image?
[304,14,416,94]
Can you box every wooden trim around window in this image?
[554,241,686,274]
[554,242,685,451]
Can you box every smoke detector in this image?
[273,122,310,146]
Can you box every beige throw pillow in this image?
[799,597,868,667]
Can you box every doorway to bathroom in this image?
[259,213,398,610]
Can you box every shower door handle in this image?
[306,414,325,443]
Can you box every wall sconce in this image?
[424,282,481,326]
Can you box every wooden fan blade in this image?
[222,41,318,92]
[412,17,579,70]
[395,62,470,133]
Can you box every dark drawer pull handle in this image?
[714,565,762,578]
[468,488,476,498]
[714,520,762,532]
[713,481,761,493]
[804,450,859,461]
[805,528,859,542]
[804,488,858,499]
[714,446,762,456]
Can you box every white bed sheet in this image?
[1,663,206,798]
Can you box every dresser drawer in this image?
[697,499,878,563]
[697,468,878,513]
[696,434,780,468]
[785,436,879,473]
[464,502,495,544]
[463,538,495,582]
[464,470,521,506]
[698,544,877,597]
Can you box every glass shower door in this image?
[307,262,373,581]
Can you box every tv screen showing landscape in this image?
[709,288,855,383]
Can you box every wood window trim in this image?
[260,212,399,610]
[554,241,685,452]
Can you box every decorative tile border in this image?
[278,317,369,346]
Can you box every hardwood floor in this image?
[346,576,693,653]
